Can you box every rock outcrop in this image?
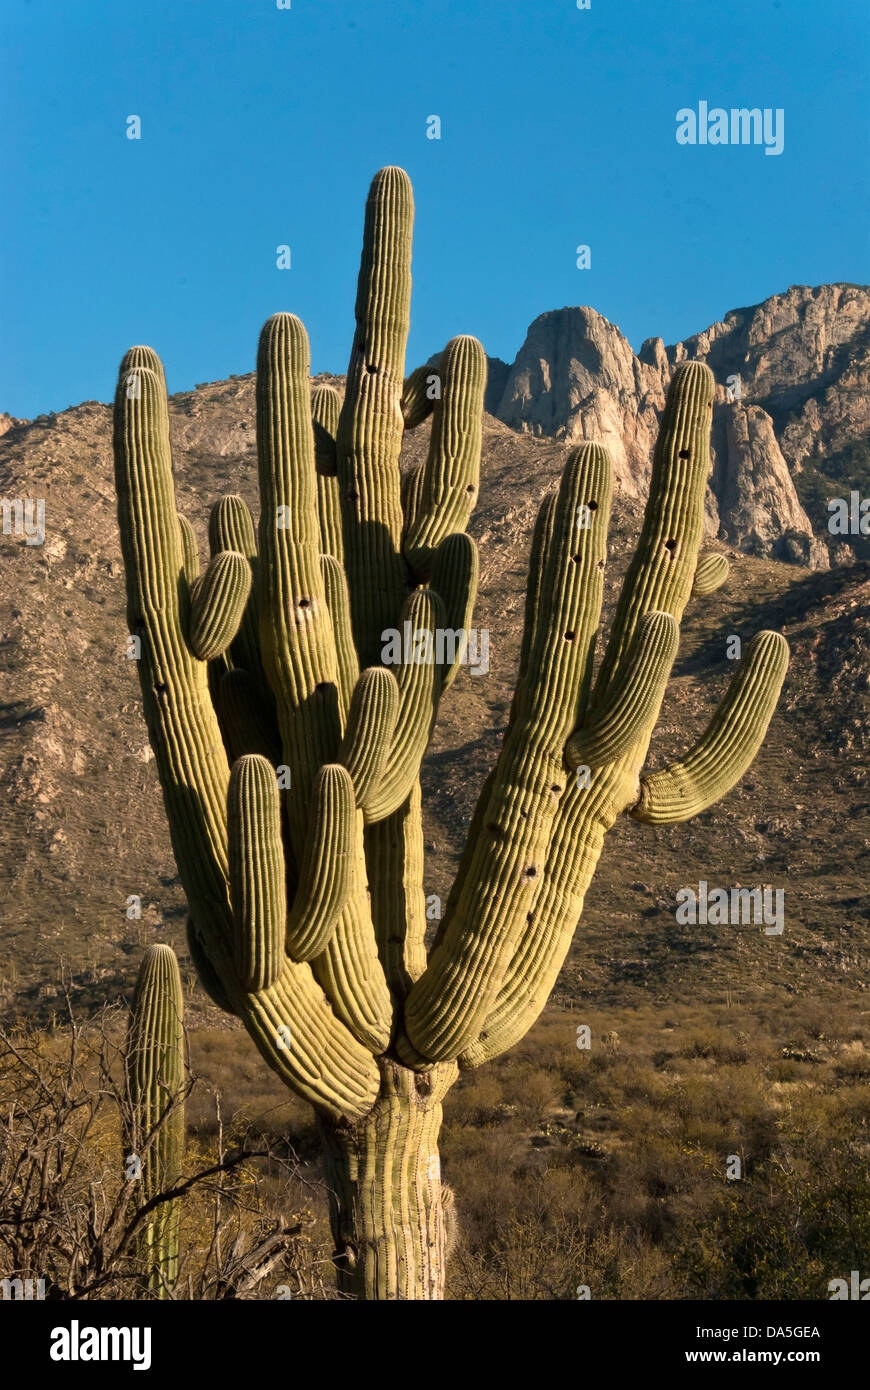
[493,307,665,498]
[0,412,29,438]
[718,403,829,568]
[489,283,870,569]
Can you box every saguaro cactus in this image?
[124,943,186,1295]
[113,167,789,1300]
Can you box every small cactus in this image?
[124,943,186,1296]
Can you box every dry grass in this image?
[3,991,866,1300]
[438,996,869,1299]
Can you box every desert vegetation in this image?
[2,993,866,1300]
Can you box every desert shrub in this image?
[443,1002,869,1300]
[448,1070,505,1127]
[677,1145,870,1299]
[505,1063,559,1119]
[675,1026,751,1065]
[0,1010,330,1300]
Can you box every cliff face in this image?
[716,404,828,568]
[491,283,870,568]
[493,305,666,498]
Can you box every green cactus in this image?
[113,167,789,1300]
[124,943,186,1296]
[693,549,730,596]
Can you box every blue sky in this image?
[2,0,868,418]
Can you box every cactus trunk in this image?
[317,1060,455,1300]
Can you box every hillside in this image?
[1,354,868,1027]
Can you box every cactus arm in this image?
[401,362,439,429]
[256,317,391,1050]
[402,370,726,1067]
[255,313,344,833]
[401,462,426,536]
[125,943,185,1294]
[312,383,343,563]
[364,783,429,1000]
[340,666,400,812]
[453,370,719,1066]
[402,336,486,578]
[594,362,716,695]
[309,881,392,1052]
[398,443,612,1063]
[458,368,776,1069]
[364,588,447,823]
[458,795,605,1069]
[335,166,414,665]
[285,764,355,960]
[631,629,789,824]
[693,549,730,597]
[517,492,559,684]
[461,698,659,1070]
[429,533,479,691]
[469,631,790,1063]
[516,452,608,726]
[566,611,679,771]
[351,297,451,1008]
[114,350,379,1122]
[177,515,200,585]
[208,494,271,700]
[320,554,360,724]
[209,492,256,557]
[114,357,233,905]
[425,492,559,967]
[228,755,286,992]
[242,964,379,1115]
[188,551,252,661]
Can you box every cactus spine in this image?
[124,943,185,1295]
[114,168,788,1300]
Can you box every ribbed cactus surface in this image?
[113,168,789,1300]
[124,943,185,1295]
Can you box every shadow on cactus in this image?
[113,166,789,1301]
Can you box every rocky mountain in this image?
[489,283,870,569]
